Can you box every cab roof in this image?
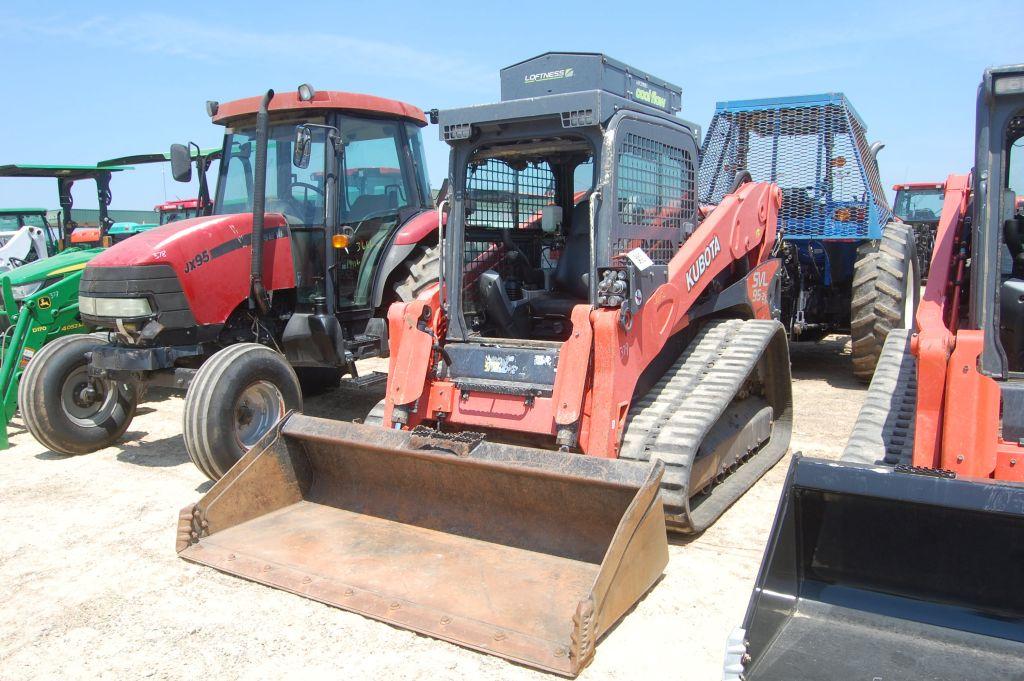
[212,90,426,127]
[155,198,201,211]
[893,182,944,190]
[0,207,47,215]
[99,149,221,167]
[0,164,130,179]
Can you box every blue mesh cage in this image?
[698,93,891,241]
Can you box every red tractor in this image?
[892,180,945,280]
[155,198,204,224]
[21,85,440,479]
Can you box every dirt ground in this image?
[0,337,864,681]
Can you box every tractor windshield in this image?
[894,188,944,223]
[22,214,47,229]
[215,120,329,225]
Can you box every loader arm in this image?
[911,173,970,468]
[586,181,781,456]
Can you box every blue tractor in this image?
[699,93,919,380]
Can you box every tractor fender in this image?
[371,209,439,308]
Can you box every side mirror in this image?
[170,144,192,182]
[293,125,312,169]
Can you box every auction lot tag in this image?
[626,248,653,271]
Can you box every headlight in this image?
[11,281,44,301]
[78,296,152,318]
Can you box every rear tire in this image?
[294,366,342,396]
[183,343,302,481]
[392,243,441,302]
[850,223,919,382]
[20,334,137,454]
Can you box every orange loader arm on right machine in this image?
[911,173,1024,481]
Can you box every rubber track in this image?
[620,318,791,533]
[843,329,917,466]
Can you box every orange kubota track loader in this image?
[726,64,1024,681]
[177,53,793,676]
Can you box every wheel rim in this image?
[233,380,285,449]
[60,366,119,428]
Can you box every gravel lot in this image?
[0,337,863,681]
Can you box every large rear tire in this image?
[850,223,920,383]
[392,243,441,302]
[20,334,137,454]
[183,343,302,481]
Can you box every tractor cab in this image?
[893,182,945,224]
[204,91,432,323]
[156,198,204,224]
[439,53,696,345]
[893,181,945,278]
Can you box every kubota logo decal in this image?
[685,236,721,291]
[524,68,574,84]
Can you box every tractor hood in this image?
[84,213,295,326]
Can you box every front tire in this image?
[850,223,920,382]
[183,343,302,481]
[20,334,137,454]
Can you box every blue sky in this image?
[1,0,1020,210]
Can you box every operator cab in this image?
[214,105,431,314]
[441,53,697,346]
[458,142,595,341]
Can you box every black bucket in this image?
[734,455,1024,681]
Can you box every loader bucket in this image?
[177,413,668,676]
[734,455,1024,681]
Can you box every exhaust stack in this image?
[249,89,274,313]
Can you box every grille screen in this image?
[699,98,891,240]
[465,159,555,230]
[614,133,695,263]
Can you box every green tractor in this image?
[0,149,216,448]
